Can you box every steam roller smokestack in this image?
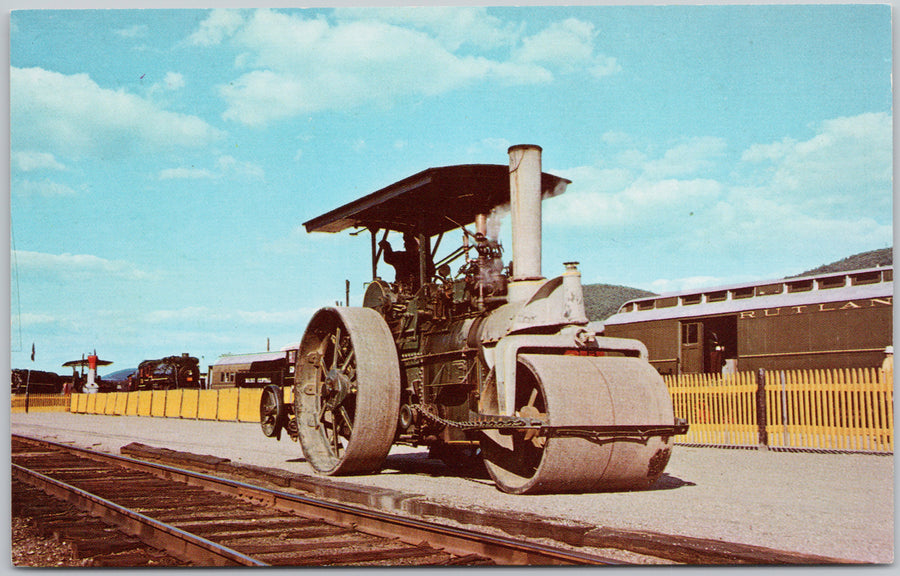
[508,144,544,303]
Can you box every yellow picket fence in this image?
[665,368,894,453]
[18,387,293,422]
[666,371,759,447]
[10,394,71,413]
[55,387,293,423]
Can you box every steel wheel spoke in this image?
[330,412,342,456]
[331,328,341,371]
[315,402,327,431]
[340,349,355,374]
[339,406,353,435]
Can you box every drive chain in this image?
[413,403,541,430]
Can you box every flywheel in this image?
[295,307,401,475]
[480,353,676,494]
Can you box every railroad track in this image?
[12,477,191,566]
[13,434,857,566]
[11,435,624,566]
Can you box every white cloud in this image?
[513,18,620,79]
[144,306,212,324]
[220,11,494,125]
[12,151,65,172]
[208,9,616,126]
[648,276,734,294]
[703,189,892,258]
[216,155,264,179]
[145,306,314,326]
[159,167,214,180]
[14,178,77,197]
[547,173,722,228]
[16,312,57,328]
[187,8,244,46]
[643,137,726,180]
[334,7,519,51]
[741,138,796,163]
[159,155,264,181]
[466,137,512,157]
[163,72,185,90]
[11,66,224,161]
[549,113,890,237]
[14,250,150,281]
[741,112,892,218]
[235,309,314,325]
[114,24,148,38]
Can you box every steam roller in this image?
[264,143,687,494]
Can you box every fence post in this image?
[756,368,768,450]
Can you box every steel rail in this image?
[11,462,267,567]
[12,434,622,565]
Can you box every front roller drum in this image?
[481,354,676,494]
[294,307,401,476]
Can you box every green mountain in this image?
[583,283,656,322]
[796,247,892,277]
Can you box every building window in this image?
[756,283,783,296]
[851,271,881,286]
[818,276,846,289]
[706,290,727,302]
[682,322,700,346]
[732,287,754,299]
[787,280,813,293]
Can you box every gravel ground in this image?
[11,517,81,567]
[9,411,894,564]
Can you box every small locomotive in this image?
[132,354,201,391]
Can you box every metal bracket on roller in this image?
[542,418,690,441]
[418,406,689,440]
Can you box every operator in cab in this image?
[379,232,434,293]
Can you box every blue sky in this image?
[8,5,893,374]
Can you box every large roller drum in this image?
[481,353,675,494]
[294,307,401,476]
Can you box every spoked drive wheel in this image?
[295,307,401,476]
[481,354,676,494]
[260,384,287,439]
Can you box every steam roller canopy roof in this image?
[303,164,570,237]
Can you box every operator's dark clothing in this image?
[381,238,435,292]
[383,246,419,289]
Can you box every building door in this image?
[680,321,704,373]
[702,315,738,374]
